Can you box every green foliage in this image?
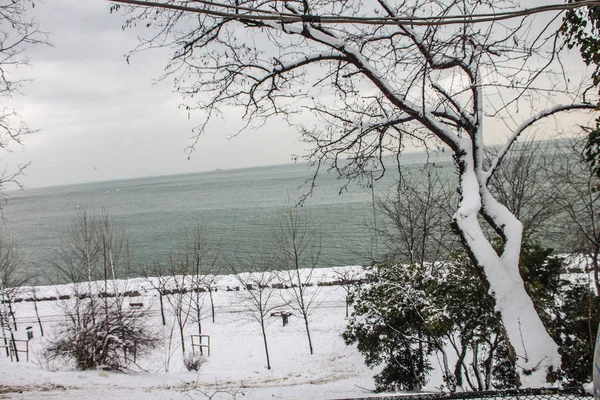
[345,241,600,392]
[343,260,512,392]
[582,124,600,178]
[518,241,600,386]
[435,253,515,391]
[555,282,600,386]
[562,5,600,87]
[561,5,600,177]
[519,241,563,314]
[342,264,433,392]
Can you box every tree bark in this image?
[260,320,271,370]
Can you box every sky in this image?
[0,0,595,189]
[3,0,304,189]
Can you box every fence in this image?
[191,334,211,357]
[335,388,592,400]
[0,336,29,362]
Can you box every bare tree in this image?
[46,212,157,371]
[486,139,560,241]
[0,1,48,193]
[205,273,219,324]
[185,225,219,339]
[52,210,103,295]
[546,137,600,294]
[29,285,44,337]
[376,164,457,267]
[230,254,282,370]
[112,0,600,384]
[0,235,27,361]
[139,261,171,326]
[0,234,26,333]
[331,267,363,318]
[165,257,193,358]
[274,205,321,355]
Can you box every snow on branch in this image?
[485,103,597,182]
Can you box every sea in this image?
[0,151,455,284]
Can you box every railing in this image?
[0,336,29,362]
[191,334,211,357]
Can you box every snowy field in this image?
[0,267,405,400]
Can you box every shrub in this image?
[45,297,158,371]
[183,352,206,372]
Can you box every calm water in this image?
[1,152,454,283]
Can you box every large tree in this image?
[110,0,597,386]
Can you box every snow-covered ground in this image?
[0,267,399,399]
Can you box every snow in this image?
[1,260,591,397]
[0,266,387,400]
[484,104,596,182]
[455,140,561,387]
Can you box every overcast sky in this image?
[1,0,594,190]
[2,0,304,189]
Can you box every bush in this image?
[345,242,600,392]
[183,352,207,372]
[45,297,158,371]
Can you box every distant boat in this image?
[106,191,110,194]
[216,168,224,172]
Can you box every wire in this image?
[107,0,600,26]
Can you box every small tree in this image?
[331,267,363,318]
[0,235,26,335]
[230,254,281,370]
[544,137,600,294]
[0,237,26,362]
[46,212,158,370]
[185,225,219,339]
[486,140,560,241]
[45,296,158,371]
[29,285,44,337]
[375,165,456,267]
[274,205,321,355]
[343,263,436,392]
[165,257,192,358]
[139,261,171,326]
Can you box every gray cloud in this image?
[1,0,302,189]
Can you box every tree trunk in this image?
[33,298,44,337]
[260,319,271,370]
[592,250,600,296]
[195,291,203,355]
[8,300,17,331]
[209,287,215,323]
[158,292,166,326]
[303,312,314,355]
[178,315,186,357]
[471,345,484,391]
[10,331,18,362]
[345,294,350,318]
[454,149,560,387]
[484,342,496,390]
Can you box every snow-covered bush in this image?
[183,351,206,372]
[518,242,600,387]
[343,260,512,392]
[44,297,159,371]
[345,242,600,392]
